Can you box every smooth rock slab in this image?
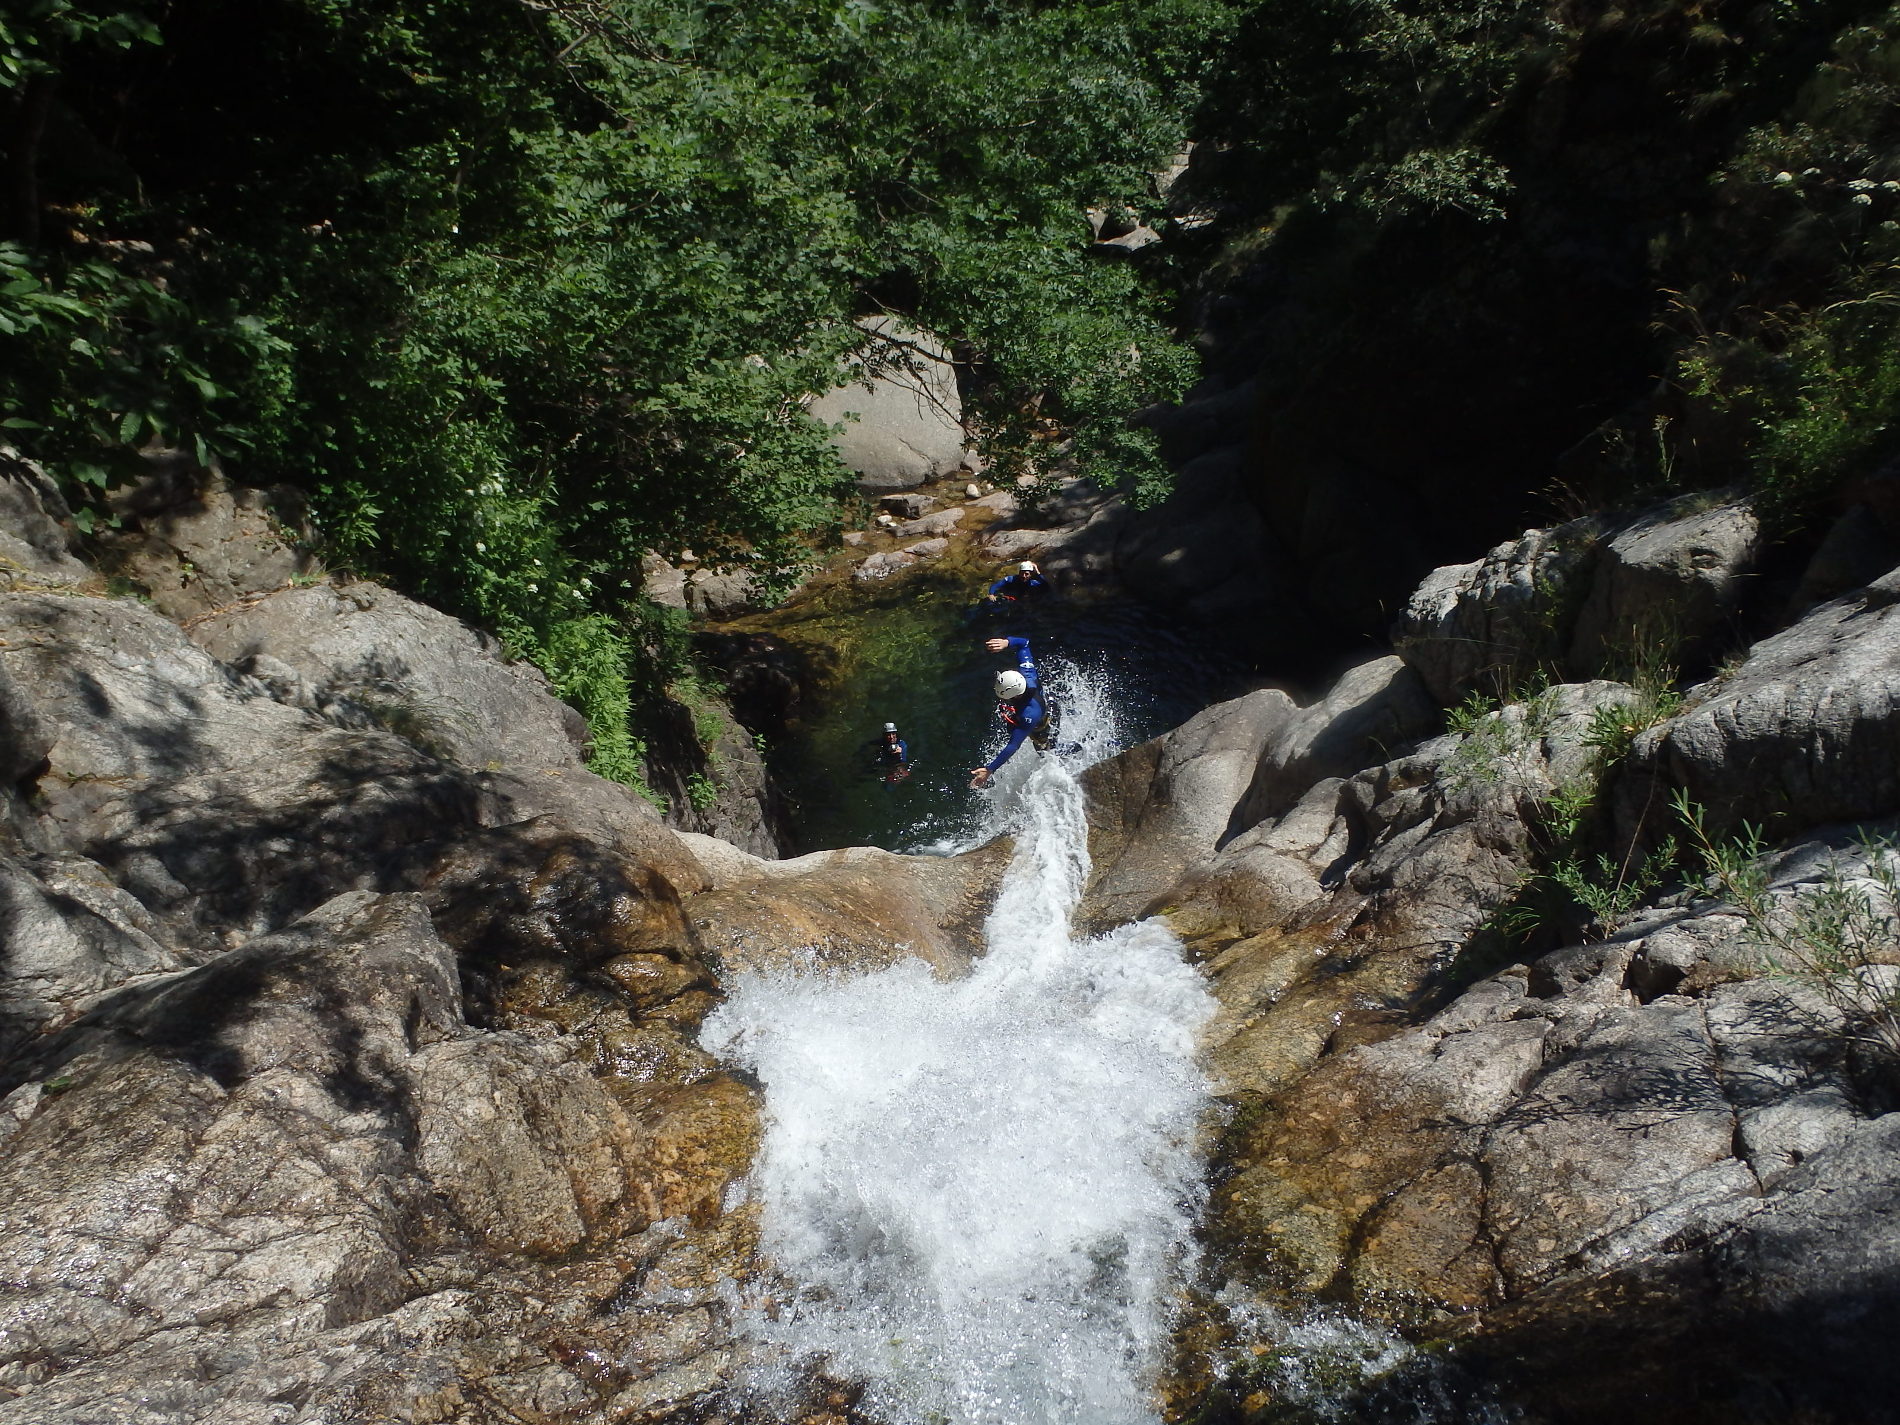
[808,317,966,492]
[1619,567,1900,840]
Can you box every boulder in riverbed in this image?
[808,317,967,492]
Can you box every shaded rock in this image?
[1114,446,1283,624]
[1079,688,1297,933]
[1232,655,1438,832]
[639,683,790,858]
[0,451,90,589]
[1392,516,1610,704]
[1142,378,1257,468]
[101,459,318,622]
[1094,224,1161,253]
[0,846,191,1056]
[877,493,937,520]
[190,580,592,776]
[1617,567,1900,842]
[1784,501,1900,621]
[692,630,811,737]
[0,586,703,937]
[1568,496,1760,674]
[0,591,478,940]
[184,578,707,874]
[808,317,966,492]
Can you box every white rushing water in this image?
[701,668,1216,1425]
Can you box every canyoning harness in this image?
[985,689,1060,771]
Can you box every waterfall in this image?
[701,668,1215,1425]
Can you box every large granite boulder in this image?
[0,468,1018,1423]
[679,834,1011,979]
[1206,818,1900,1423]
[1078,688,1297,933]
[1567,496,1760,674]
[1392,516,1610,704]
[0,889,761,1423]
[808,317,966,492]
[1394,497,1764,706]
[1617,565,1900,842]
[188,580,589,777]
[1230,654,1439,831]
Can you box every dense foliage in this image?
[1188,0,1900,553]
[2,0,1221,785]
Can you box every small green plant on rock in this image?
[685,771,720,813]
[1676,791,1900,1061]
[1442,679,1558,792]
[1546,839,1681,940]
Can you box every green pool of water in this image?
[746,563,1253,854]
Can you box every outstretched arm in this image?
[970,724,1031,787]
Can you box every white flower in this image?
[1852,193,1874,205]
[526,582,538,592]
[1884,181,1900,192]
[1774,171,1794,183]
[1848,179,1875,191]
[1803,167,1822,176]
[474,541,486,552]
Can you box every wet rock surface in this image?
[1072,506,1900,1422]
[0,470,1004,1422]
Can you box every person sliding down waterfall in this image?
[968,635,1067,788]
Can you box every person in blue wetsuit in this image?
[969,636,1059,788]
[984,560,1048,605]
[868,722,912,783]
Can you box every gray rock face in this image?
[0,452,90,589]
[1619,567,1900,840]
[102,460,319,622]
[1210,832,1893,1349]
[808,317,967,492]
[0,890,761,1424]
[1392,516,1608,703]
[1568,496,1760,672]
[0,467,1014,1421]
[1231,654,1439,830]
[189,580,591,777]
[1785,501,1900,620]
[1080,688,1297,932]
[1393,497,1764,704]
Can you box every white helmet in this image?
[994,670,1028,699]
[1019,561,1036,573]
[883,722,898,733]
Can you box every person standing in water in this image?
[869,722,912,783]
[969,636,1059,788]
